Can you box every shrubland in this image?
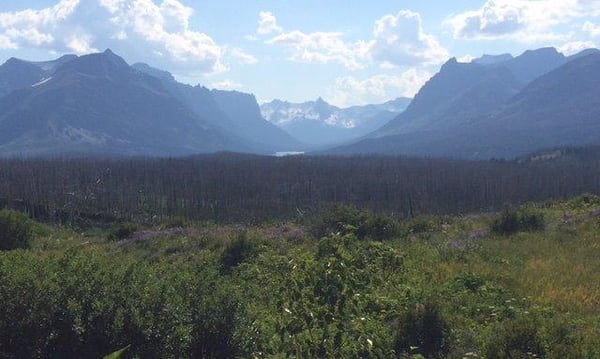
[1,194,599,358]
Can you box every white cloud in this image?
[0,0,80,28]
[0,0,80,49]
[446,0,600,42]
[229,48,258,65]
[0,34,17,49]
[268,30,369,70]
[211,79,243,90]
[66,33,98,54]
[558,40,596,55]
[257,11,282,35]
[370,10,449,66]
[99,0,226,73]
[583,21,600,37]
[457,54,476,63]
[4,28,54,46]
[329,69,432,107]
[0,0,227,75]
[260,10,447,70]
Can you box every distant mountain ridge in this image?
[0,50,303,157]
[328,47,600,159]
[2,46,599,159]
[132,63,304,152]
[0,50,243,157]
[261,97,411,145]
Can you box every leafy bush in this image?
[312,204,399,241]
[107,222,138,241]
[485,317,546,359]
[405,215,440,235]
[568,193,600,209]
[219,232,260,273]
[263,233,402,357]
[394,300,452,359]
[0,209,33,250]
[491,208,545,235]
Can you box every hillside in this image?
[133,63,304,152]
[0,50,243,157]
[330,48,600,159]
[0,51,304,157]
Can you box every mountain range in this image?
[328,47,600,159]
[260,97,410,146]
[0,46,599,159]
[0,50,302,157]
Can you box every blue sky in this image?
[0,0,599,106]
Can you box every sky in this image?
[0,1,599,107]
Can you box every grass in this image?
[2,196,599,357]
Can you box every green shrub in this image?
[107,222,138,241]
[485,317,545,359]
[394,300,452,358]
[568,193,600,209]
[0,209,33,250]
[491,208,545,235]
[220,232,260,273]
[405,215,440,235]
[312,204,399,241]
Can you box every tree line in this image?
[0,152,598,224]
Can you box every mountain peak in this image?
[471,53,513,65]
[440,57,459,69]
[132,62,176,82]
[521,47,559,56]
[56,49,130,77]
[3,57,27,66]
[315,96,328,105]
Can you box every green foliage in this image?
[0,195,598,358]
[405,215,441,235]
[219,232,260,273]
[394,300,451,359]
[107,222,138,241]
[0,209,33,250]
[568,193,600,208]
[485,317,546,359]
[491,207,545,235]
[265,233,404,358]
[103,345,130,359]
[313,204,400,241]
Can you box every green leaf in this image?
[103,345,131,359]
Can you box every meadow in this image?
[1,194,599,358]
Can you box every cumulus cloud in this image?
[582,21,600,37]
[370,10,449,66]
[99,0,226,73]
[0,0,229,75]
[228,48,258,65]
[66,33,98,54]
[259,10,447,69]
[0,34,17,50]
[257,11,282,35]
[329,69,432,107]
[267,30,369,70]
[211,79,243,90]
[446,0,600,42]
[0,0,79,49]
[558,40,597,55]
